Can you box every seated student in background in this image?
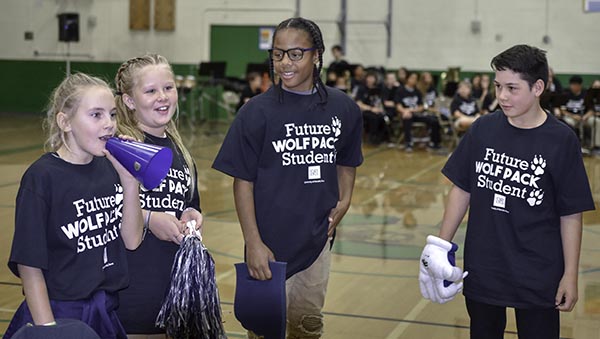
[395,71,442,152]
[356,72,386,145]
[583,79,600,153]
[476,74,492,110]
[481,89,498,115]
[382,72,399,119]
[396,66,408,87]
[417,71,438,109]
[559,75,587,139]
[237,71,263,112]
[548,67,563,94]
[349,64,366,99]
[451,80,481,132]
[481,79,499,115]
[470,73,483,101]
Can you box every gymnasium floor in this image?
[1,112,600,338]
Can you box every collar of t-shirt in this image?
[282,86,318,96]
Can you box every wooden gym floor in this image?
[1,112,600,338]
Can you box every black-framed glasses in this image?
[269,47,316,61]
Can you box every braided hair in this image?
[269,17,328,106]
[114,54,196,198]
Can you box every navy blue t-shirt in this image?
[212,86,363,278]
[8,153,128,301]
[442,110,595,308]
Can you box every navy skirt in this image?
[4,290,126,339]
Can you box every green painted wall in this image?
[209,25,273,79]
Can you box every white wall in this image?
[2,0,599,74]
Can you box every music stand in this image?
[198,62,227,84]
[245,63,269,77]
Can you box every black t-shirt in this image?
[442,111,595,308]
[8,153,128,300]
[381,85,399,116]
[423,85,438,108]
[564,90,587,114]
[117,133,200,333]
[356,85,383,112]
[394,86,422,109]
[212,86,363,278]
[450,95,480,116]
[482,93,498,113]
[237,85,261,112]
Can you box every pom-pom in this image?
[156,221,227,339]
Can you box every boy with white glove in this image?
[419,45,595,339]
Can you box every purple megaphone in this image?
[105,137,173,190]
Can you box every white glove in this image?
[420,259,468,303]
[420,235,463,281]
[419,235,468,303]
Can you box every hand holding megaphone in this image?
[105,137,173,190]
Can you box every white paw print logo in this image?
[114,184,124,205]
[531,155,546,176]
[526,189,544,207]
[331,116,342,137]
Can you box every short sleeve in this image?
[553,132,595,216]
[441,127,474,192]
[8,176,50,276]
[336,101,364,167]
[212,106,266,181]
[450,97,460,114]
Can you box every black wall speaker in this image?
[58,13,79,42]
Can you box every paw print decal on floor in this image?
[331,116,342,137]
[531,155,546,176]
[526,189,544,207]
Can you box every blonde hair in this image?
[44,73,112,151]
[114,54,196,199]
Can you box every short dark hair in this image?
[569,75,583,84]
[332,44,343,53]
[490,44,548,89]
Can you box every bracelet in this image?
[43,321,57,326]
[142,210,152,241]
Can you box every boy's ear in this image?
[533,79,545,96]
[122,94,136,110]
[56,111,71,132]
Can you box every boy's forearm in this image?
[18,265,54,325]
[233,178,262,245]
[439,185,470,241]
[560,213,583,277]
[336,165,356,206]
